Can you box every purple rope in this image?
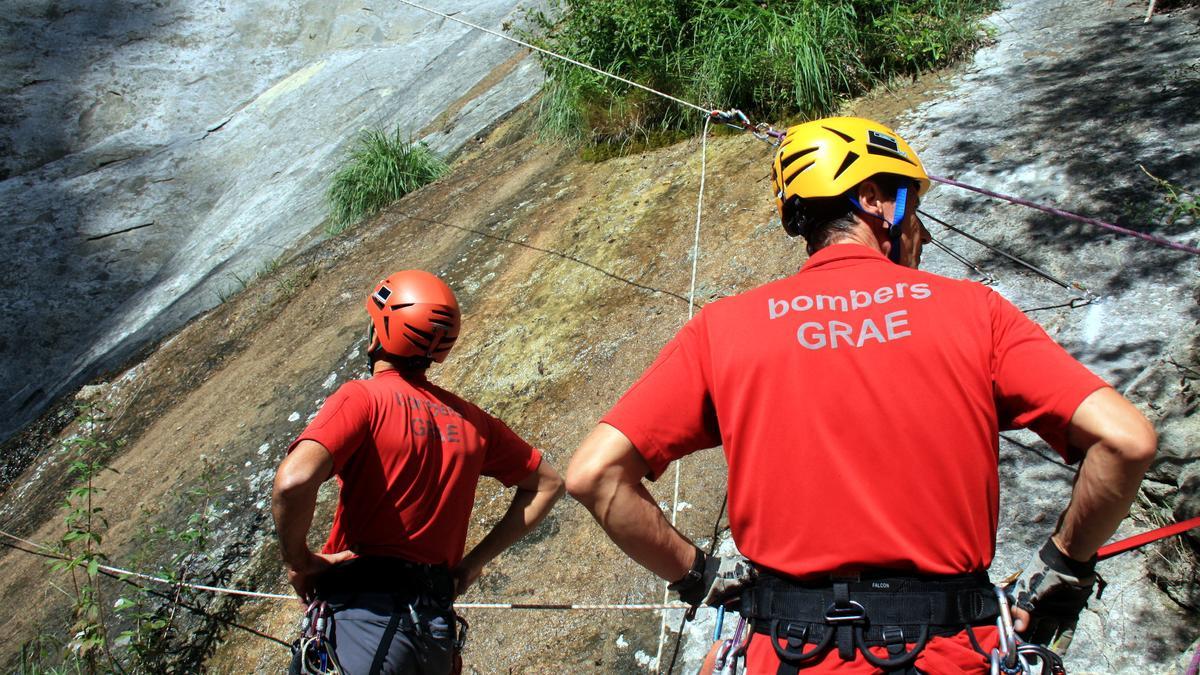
[929,174,1200,256]
[1187,641,1200,675]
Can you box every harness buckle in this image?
[824,600,867,624]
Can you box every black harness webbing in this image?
[740,571,999,674]
[317,555,459,674]
[368,602,405,675]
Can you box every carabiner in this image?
[994,586,1019,671]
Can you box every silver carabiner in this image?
[994,586,1019,671]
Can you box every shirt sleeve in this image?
[288,381,372,474]
[479,413,543,487]
[601,312,721,480]
[989,291,1108,463]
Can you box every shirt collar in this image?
[801,243,889,272]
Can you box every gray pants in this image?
[324,591,456,675]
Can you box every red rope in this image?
[1097,516,1200,561]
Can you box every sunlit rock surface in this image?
[0,0,545,444]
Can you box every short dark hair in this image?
[784,173,911,254]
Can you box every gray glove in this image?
[1007,537,1097,651]
[669,547,757,609]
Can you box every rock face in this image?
[0,0,545,446]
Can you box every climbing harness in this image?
[740,570,1000,674]
[291,600,344,675]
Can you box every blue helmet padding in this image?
[888,183,910,263]
[845,179,912,263]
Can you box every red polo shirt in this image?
[291,369,542,567]
[605,243,1105,577]
[603,244,1107,671]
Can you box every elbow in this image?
[565,458,605,508]
[1118,423,1157,467]
[1101,418,1158,469]
[272,463,317,507]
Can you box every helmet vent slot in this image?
[832,151,860,180]
[823,126,855,143]
[778,146,816,172]
[405,323,435,340]
[782,160,815,187]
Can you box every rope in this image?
[1097,515,1200,561]
[919,209,1092,296]
[928,174,1200,256]
[653,112,713,674]
[665,492,728,674]
[395,210,697,307]
[394,0,708,116]
[927,234,997,284]
[0,538,291,648]
[0,529,689,612]
[455,602,689,611]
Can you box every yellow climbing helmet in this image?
[770,117,930,233]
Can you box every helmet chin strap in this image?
[848,182,911,264]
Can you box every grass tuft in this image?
[327,129,449,234]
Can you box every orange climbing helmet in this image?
[770,117,930,235]
[365,270,460,363]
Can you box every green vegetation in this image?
[17,404,225,674]
[523,0,1000,150]
[327,129,450,234]
[1142,165,1200,225]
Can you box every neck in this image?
[825,217,887,256]
[372,359,428,378]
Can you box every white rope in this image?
[0,528,295,599]
[394,0,709,116]
[0,529,690,610]
[456,602,690,611]
[653,113,713,673]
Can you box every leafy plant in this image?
[49,403,119,671]
[1142,165,1200,225]
[21,407,227,674]
[521,0,1000,152]
[327,129,450,234]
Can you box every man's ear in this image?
[856,179,888,223]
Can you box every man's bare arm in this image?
[1055,386,1157,559]
[271,440,353,600]
[455,457,565,595]
[1012,386,1156,632]
[565,423,696,582]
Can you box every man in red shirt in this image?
[566,118,1156,673]
[273,270,564,674]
